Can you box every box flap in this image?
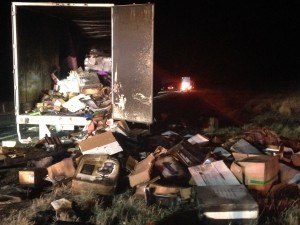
[230,139,263,155]
[78,131,123,155]
[232,152,262,161]
[129,153,155,187]
[187,133,209,145]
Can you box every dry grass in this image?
[2,184,178,225]
[256,195,300,225]
[3,184,299,225]
[241,91,300,140]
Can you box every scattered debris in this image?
[1,119,300,224]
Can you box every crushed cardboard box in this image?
[168,140,211,167]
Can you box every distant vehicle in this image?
[159,77,193,94]
[160,82,178,92]
[166,84,175,91]
[180,77,193,92]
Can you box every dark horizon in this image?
[1,0,299,101]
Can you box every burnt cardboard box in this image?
[134,182,191,205]
[134,183,181,205]
[19,167,48,187]
[168,140,211,167]
[194,185,258,220]
[230,155,279,193]
[129,153,155,187]
[154,155,188,180]
[146,183,183,207]
[78,131,123,155]
[71,154,120,195]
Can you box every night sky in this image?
[0,0,299,101]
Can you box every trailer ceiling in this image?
[21,6,112,39]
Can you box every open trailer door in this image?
[112,4,154,124]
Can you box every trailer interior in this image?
[12,2,154,142]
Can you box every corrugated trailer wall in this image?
[17,8,61,112]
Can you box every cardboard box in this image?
[71,154,120,195]
[19,167,47,187]
[47,157,76,181]
[154,155,187,179]
[78,131,123,155]
[129,153,155,187]
[126,155,138,172]
[194,185,258,220]
[230,155,279,193]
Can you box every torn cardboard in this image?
[168,140,211,167]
